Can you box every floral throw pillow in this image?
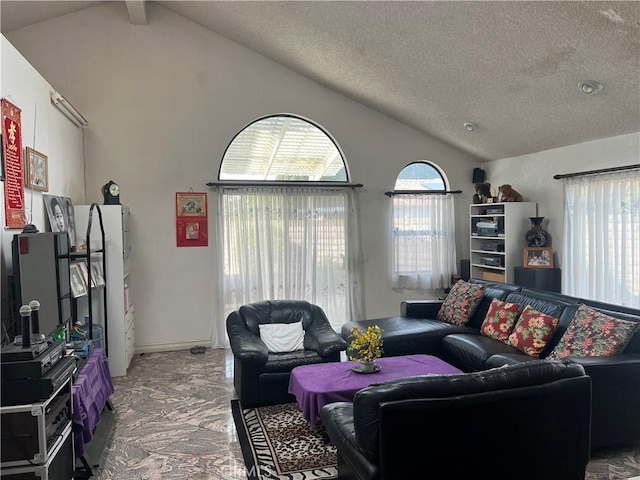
[480,298,521,344]
[436,280,486,326]
[508,305,559,358]
[548,304,640,359]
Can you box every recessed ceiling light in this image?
[579,81,604,95]
[464,122,479,132]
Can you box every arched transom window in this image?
[219,115,348,182]
[394,161,446,191]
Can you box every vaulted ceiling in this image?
[2,1,639,161]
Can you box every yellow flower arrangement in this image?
[348,325,383,362]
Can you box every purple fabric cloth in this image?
[72,348,115,457]
[288,354,462,423]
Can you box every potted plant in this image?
[348,325,383,373]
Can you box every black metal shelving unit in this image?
[70,203,108,355]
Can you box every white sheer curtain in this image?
[562,169,640,308]
[391,193,457,290]
[210,186,364,347]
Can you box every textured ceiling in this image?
[2,1,639,161]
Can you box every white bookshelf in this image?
[75,204,133,377]
[470,202,537,284]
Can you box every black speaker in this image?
[472,168,485,184]
[460,259,470,281]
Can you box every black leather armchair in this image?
[321,360,591,480]
[227,300,348,407]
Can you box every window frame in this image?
[393,161,448,193]
[217,113,352,185]
[390,161,457,289]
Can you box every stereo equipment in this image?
[1,356,75,406]
[1,341,65,381]
[480,256,504,267]
[476,227,498,237]
[1,376,72,467]
[484,207,503,215]
[1,339,51,362]
[481,242,505,252]
[474,221,499,237]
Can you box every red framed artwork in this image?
[2,99,26,229]
[176,192,208,247]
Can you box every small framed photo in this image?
[524,247,554,269]
[70,263,88,297]
[73,260,93,288]
[185,222,200,240]
[176,192,207,217]
[90,261,105,287]
[25,147,48,191]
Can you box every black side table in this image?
[514,267,561,293]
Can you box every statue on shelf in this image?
[498,184,523,202]
[472,182,492,204]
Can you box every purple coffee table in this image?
[288,354,462,423]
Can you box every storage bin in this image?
[482,271,505,282]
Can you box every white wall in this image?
[0,37,85,335]
[482,132,640,273]
[4,3,480,352]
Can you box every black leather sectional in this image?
[321,360,592,480]
[339,279,640,451]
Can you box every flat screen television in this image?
[9,232,72,344]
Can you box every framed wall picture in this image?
[523,247,554,269]
[175,191,208,247]
[60,196,77,250]
[25,147,48,191]
[176,192,207,217]
[43,194,66,232]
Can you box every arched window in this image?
[211,115,362,347]
[394,162,446,191]
[391,161,457,290]
[219,115,348,182]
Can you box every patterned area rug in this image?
[231,400,337,480]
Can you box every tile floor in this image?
[91,349,246,479]
[89,348,639,480]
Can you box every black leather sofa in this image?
[227,300,347,407]
[321,360,591,480]
[341,279,640,451]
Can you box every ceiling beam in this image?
[126,0,147,25]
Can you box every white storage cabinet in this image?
[75,205,133,377]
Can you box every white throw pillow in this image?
[258,322,305,353]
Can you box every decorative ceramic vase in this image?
[358,359,377,373]
[525,217,550,247]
